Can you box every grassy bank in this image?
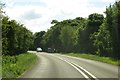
[2,52,38,78]
[65,53,119,65]
[0,56,2,78]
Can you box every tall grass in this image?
[0,56,2,78]
[2,52,37,78]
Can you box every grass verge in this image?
[0,56,2,78]
[65,53,119,65]
[2,52,38,78]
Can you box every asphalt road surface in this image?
[20,51,118,80]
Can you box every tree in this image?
[2,16,33,55]
[90,20,112,56]
[90,1,120,59]
[87,13,104,33]
[41,24,62,52]
[75,13,104,54]
[33,31,45,50]
[51,20,58,24]
[0,1,5,55]
[105,1,120,59]
[0,1,5,19]
[39,1,119,60]
[59,26,75,52]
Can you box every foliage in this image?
[105,1,120,59]
[2,16,33,55]
[87,13,104,31]
[59,26,75,52]
[31,31,46,50]
[2,1,119,60]
[74,13,104,54]
[91,1,120,59]
[90,20,112,56]
[41,17,87,52]
[41,23,62,52]
[2,52,37,78]
[41,1,119,60]
[0,1,5,19]
[51,20,58,24]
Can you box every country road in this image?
[19,51,118,80]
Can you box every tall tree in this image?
[2,16,33,55]
[59,26,75,52]
[105,1,120,59]
[76,13,104,54]
[90,20,112,56]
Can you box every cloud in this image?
[2,0,115,33]
[21,10,41,20]
[101,0,115,3]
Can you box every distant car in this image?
[47,48,55,53]
[36,48,42,52]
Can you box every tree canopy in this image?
[2,16,33,55]
[40,1,120,59]
[2,1,120,59]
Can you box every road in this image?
[20,51,118,80]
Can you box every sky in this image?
[2,0,115,33]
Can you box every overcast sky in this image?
[2,0,115,33]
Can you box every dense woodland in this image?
[32,1,120,59]
[2,17,33,55]
[1,1,120,59]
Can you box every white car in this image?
[36,48,42,52]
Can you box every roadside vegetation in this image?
[33,1,120,60]
[0,2,37,78]
[65,53,119,65]
[1,1,120,78]
[2,52,37,78]
[0,56,1,78]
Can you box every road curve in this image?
[19,51,118,79]
[20,52,84,78]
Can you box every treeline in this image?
[2,17,33,55]
[30,31,46,51]
[41,13,104,53]
[2,1,119,59]
[34,1,120,59]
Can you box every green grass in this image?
[65,53,119,65]
[0,56,2,78]
[2,52,38,78]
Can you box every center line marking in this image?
[57,57,99,80]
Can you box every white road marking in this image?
[70,62,99,80]
[58,57,91,80]
[56,57,99,80]
[46,53,98,80]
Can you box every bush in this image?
[2,52,37,78]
